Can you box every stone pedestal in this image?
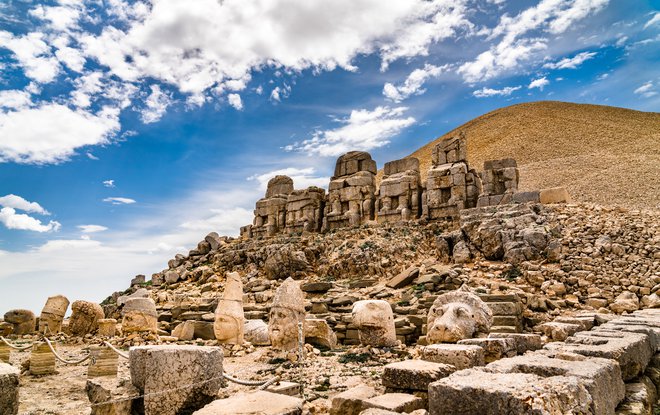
[0,362,19,415]
[30,342,56,375]
[88,346,119,378]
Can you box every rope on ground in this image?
[223,372,280,387]
[103,341,129,359]
[44,337,91,365]
[0,336,33,351]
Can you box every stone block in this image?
[485,352,625,415]
[193,390,303,415]
[362,393,425,413]
[386,266,419,289]
[488,333,543,354]
[304,319,337,349]
[265,381,301,397]
[421,344,485,369]
[245,319,270,345]
[511,191,540,204]
[0,362,19,415]
[384,158,419,176]
[86,377,138,415]
[30,342,56,375]
[97,319,117,337]
[4,309,36,335]
[87,346,119,378]
[129,345,224,415]
[457,338,516,363]
[539,321,582,341]
[428,369,591,415]
[171,321,195,341]
[616,376,657,415]
[539,187,570,204]
[485,302,521,316]
[330,385,378,415]
[382,359,455,391]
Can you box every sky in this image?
[0,0,658,313]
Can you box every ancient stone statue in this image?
[376,157,422,223]
[69,300,104,336]
[3,309,36,335]
[477,158,520,207]
[285,187,326,234]
[214,272,244,344]
[39,295,70,334]
[251,175,294,238]
[323,151,377,231]
[121,298,158,334]
[426,289,492,343]
[425,133,481,219]
[351,300,397,347]
[268,278,305,351]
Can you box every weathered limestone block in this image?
[352,300,397,347]
[421,344,485,369]
[426,289,492,344]
[362,393,425,413]
[616,376,658,415]
[269,278,305,351]
[4,309,36,335]
[0,362,19,415]
[457,338,516,363]
[70,300,104,336]
[539,321,582,342]
[121,298,157,334]
[488,333,543,354]
[539,187,570,204]
[330,385,378,415]
[0,343,9,363]
[129,345,224,415]
[285,187,325,234]
[386,266,419,289]
[304,319,337,349]
[39,295,69,334]
[245,319,270,345]
[252,175,294,238]
[428,369,591,415]
[477,158,519,207]
[87,346,119,378]
[610,291,640,314]
[86,377,138,415]
[130,274,145,286]
[0,322,13,336]
[382,359,455,391]
[214,272,244,344]
[116,288,149,307]
[323,151,377,230]
[376,157,422,223]
[192,390,303,415]
[544,330,653,381]
[172,320,196,341]
[425,133,480,219]
[486,352,625,415]
[30,342,56,375]
[97,319,117,337]
[194,321,216,340]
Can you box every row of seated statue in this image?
[240,132,521,238]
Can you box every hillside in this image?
[405,101,660,210]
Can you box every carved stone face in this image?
[427,303,477,343]
[214,314,240,343]
[268,307,301,351]
[351,300,397,347]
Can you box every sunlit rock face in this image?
[69,300,104,336]
[39,295,69,334]
[426,289,492,344]
[285,187,326,234]
[121,298,158,334]
[214,272,245,344]
[351,300,397,347]
[268,278,305,351]
[252,175,294,238]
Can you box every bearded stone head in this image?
[268,278,305,351]
[426,289,492,344]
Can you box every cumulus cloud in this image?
[247,167,329,191]
[0,194,50,214]
[0,104,120,164]
[383,64,448,102]
[103,197,136,205]
[227,93,243,110]
[0,207,61,232]
[140,85,172,124]
[285,106,415,157]
[634,81,657,98]
[543,51,597,69]
[0,31,60,83]
[473,85,521,97]
[0,90,32,110]
[528,76,550,90]
[103,180,115,188]
[78,224,109,233]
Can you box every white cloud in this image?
[247,167,329,191]
[270,86,291,102]
[103,197,136,205]
[0,31,60,83]
[78,224,109,233]
[285,106,415,157]
[383,63,448,102]
[528,76,550,90]
[227,93,243,110]
[634,81,657,98]
[644,12,660,30]
[140,85,172,124]
[473,85,521,97]
[70,71,104,108]
[543,51,596,69]
[103,180,115,188]
[0,207,61,232]
[0,104,119,164]
[86,152,99,160]
[29,3,83,32]
[0,90,32,110]
[0,194,50,214]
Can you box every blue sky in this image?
[0,0,658,313]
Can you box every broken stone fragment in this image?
[382,359,455,391]
[192,390,303,415]
[39,295,69,334]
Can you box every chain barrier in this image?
[44,337,91,365]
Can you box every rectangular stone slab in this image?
[330,385,377,415]
[428,369,591,415]
[382,359,455,391]
[193,390,303,415]
[421,344,485,370]
[0,362,19,415]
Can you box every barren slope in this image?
[406,101,660,210]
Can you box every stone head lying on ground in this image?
[351,299,397,347]
[426,288,492,343]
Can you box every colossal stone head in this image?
[351,300,397,347]
[39,294,70,334]
[69,300,104,336]
[268,278,305,351]
[426,289,492,343]
[214,272,244,344]
[265,175,294,198]
[121,298,158,334]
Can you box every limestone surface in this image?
[285,187,326,234]
[192,390,303,415]
[121,297,157,334]
[269,278,305,351]
[376,157,422,223]
[244,319,270,345]
[351,300,397,347]
[330,385,377,415]
[382,359,455,391]
[421,344,485,369]
[69,300,104,336]
[0,362,19,415]
[304,318,337,349]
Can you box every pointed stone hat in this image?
[215,272,244,320]
[271,277,305,313]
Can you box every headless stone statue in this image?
[268,278,305,351]
[213,272,245,344]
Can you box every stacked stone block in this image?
[376,157,422,223]
[250,175,294,238]
[284,187,325,234]
[477,158,519,207]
